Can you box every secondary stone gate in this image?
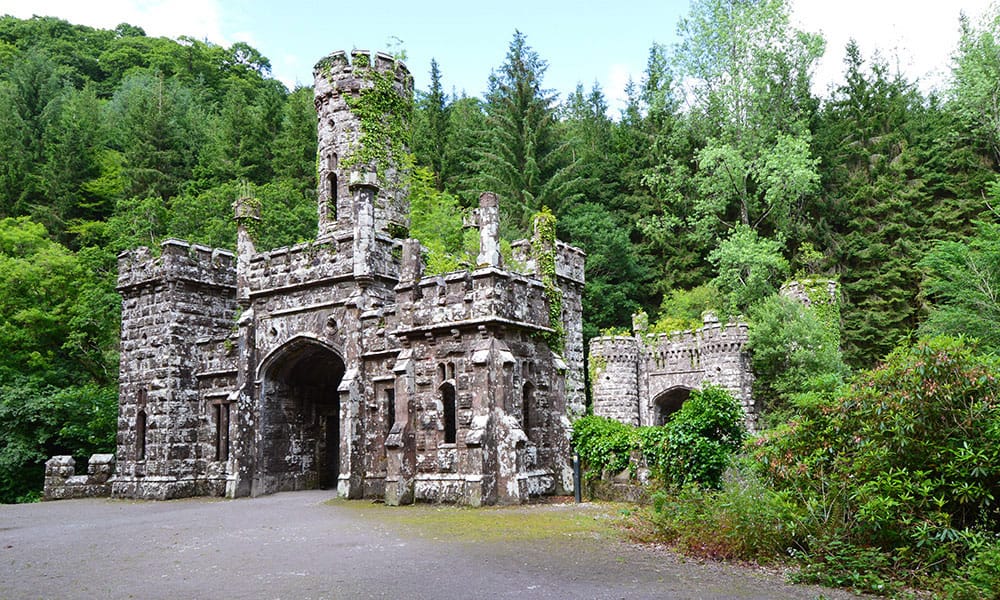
[588,312,756,431]
[108,50,585,505]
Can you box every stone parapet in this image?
[394,267,552,334]
[43,454,115,500]
[117,239,236,293]
[509,239,586,286]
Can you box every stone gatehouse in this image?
[109,50,585,505]
[588,313,756,431]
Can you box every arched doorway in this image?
[653,387,691,426]
[256,339,345,495]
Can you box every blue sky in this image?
[1,0,994,114]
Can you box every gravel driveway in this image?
[1,491,864,599]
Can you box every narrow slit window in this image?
[385,388,396,433]
[136,410,147,461]
[441,383,456,444]
[215,403,230,461]
[522,382,534,438]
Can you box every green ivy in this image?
[797,276,840,345]
[571,386,747,489]
[531,207,565,352]
[339,60,414,186]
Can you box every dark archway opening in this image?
[259,341,345,495]
[654,387,691,426]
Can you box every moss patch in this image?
[324,499,632,543]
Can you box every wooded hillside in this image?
[2,0,1000,506]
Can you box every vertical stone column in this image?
[399,238,424,284]
[476,192,502,268]
[233,189,259,306]
[352,174,377,284]
[384,347,416,505]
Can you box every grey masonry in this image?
[105,50,585,505]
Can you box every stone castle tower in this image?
[111,50,585,505]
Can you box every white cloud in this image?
[0,0,228,45]
[606,63,634,116]
[790,0,994,95]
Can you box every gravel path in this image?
[1,491,863,600]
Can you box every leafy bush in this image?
[650,284,723,333]
[750,336,1000,592]
[570,415,638,479]
[660,385,746,489]
[650,464,804,561]
[746,294,848,425]
[571,386,746,489]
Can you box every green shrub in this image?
[750,336,1000,590]
[570,415,637,479]
[650,464,803,561]
[661,385,746,489]
[746,294,848,425]
[571,386,746,490]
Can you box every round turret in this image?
[588,336,641,426]
[313,50,414,239]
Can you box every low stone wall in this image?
[582,452,653,504]
[43,454,115,500]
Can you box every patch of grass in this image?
[325,499,634,543]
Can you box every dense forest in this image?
[2,0,1000,593]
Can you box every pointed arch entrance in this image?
[653,386,691,426]
[254,338,345,496]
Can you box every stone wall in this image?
[44,455,115,500]
[589,314,756,430]
[313,50,413,238]
[113,239,238,499]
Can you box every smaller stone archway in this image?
[652,386,691,426]
[254,338,346,496]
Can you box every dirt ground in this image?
[1,490,866,600]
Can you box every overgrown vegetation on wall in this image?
[572,386,746,490]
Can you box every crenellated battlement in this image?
[509,239,586,285]
[313,50,412,99]
[589,316,755,430]
[244,232,401,295]
[587,336,640,364]
[117,238,236,293]
[394,266,552,335]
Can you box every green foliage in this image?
[558,202,648,341]
[340,60,413,184]
[952,8,1000,164]
[750,336,1000,592]
[477,31,582,235]
[673,0,823,244]
[650,466,804,561]
[571,415,639,479]
[651,284,722,333]
[747,294,847,423]
[919,221,1000,354]
[571,386,745,489]
[531,207,565,352]
[0,217,117,502]
[408,166,470,274]
[708,225,789,316]
[659,386,746,489]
